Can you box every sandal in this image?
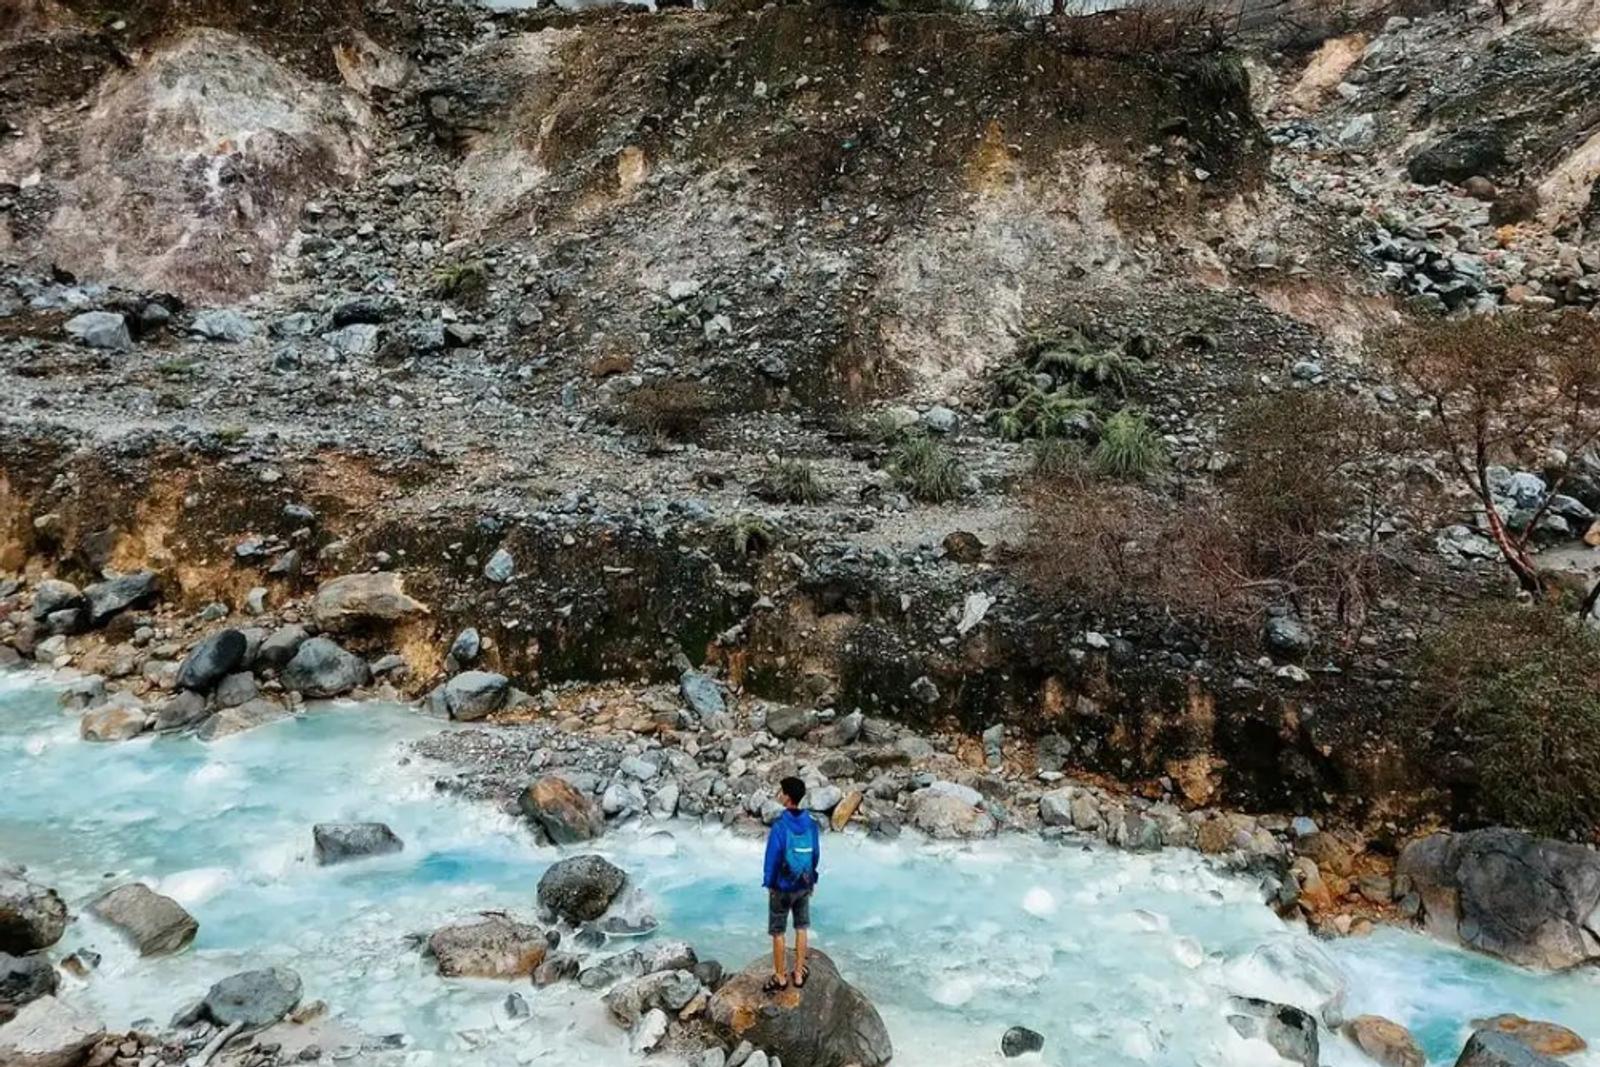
[763,974,789,994]
[792,964,808,989]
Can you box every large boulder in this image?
[89,883,197,956]
[1469,1016,1586,1057]
[176,629,248,692]
[280,638,369,698]
[1396,828,1600,970]
[201,967,302,1028]
[708,950,892,1067]
[519,777,604,844]
[196,698,294,741]
[537,855,626,923]
[1455,1030,1566,1067]
[79,695,149,742]
[431,671,509,721]
[311,573,428,632]
[0,996,104,1067]
[0,874,68,954]
[82,571,159,625]
[313,823,404,866]
[427,915,547,978]
[0,953,59,1016]
[907,784,996,840]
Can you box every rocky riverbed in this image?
[3,667,1599,1067]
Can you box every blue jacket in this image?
[763,808,820,893]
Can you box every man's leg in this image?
[767,890,789,989]
[791,891,811,984]
[771,933,787,983]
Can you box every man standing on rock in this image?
[762,775,820,993]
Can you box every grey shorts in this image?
[768,888,812,936]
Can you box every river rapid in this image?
[3,671,1597,1067]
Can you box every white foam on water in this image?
[1021,886,1056,917]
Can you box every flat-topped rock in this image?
[0,996,104,1067]
[427,915,548,979]
[311,572,428,632]
[90,883,197,956]
[313,823,404,866]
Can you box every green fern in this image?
[1092,409,1166,482]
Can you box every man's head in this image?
[779,776,806,810]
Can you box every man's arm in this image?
[813,819,820,881]
[762,824,781,888]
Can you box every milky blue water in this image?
[2,671,1596,1067]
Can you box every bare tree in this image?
[1391,312,1600,610]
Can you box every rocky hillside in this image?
[4,0,1600,844]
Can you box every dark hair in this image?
[780,776,806,805]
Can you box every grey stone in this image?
[202,967,302,1027]
[190,308,257,343]
[1263,613,1313,661]
[0,952,58,1011]
[214,672,258,708]
[537,855,627,923]
[427,915,548,978]
[90,883,197,956]
[1002,1026,1044,1057]
[257,625,308,670]
[0,995,104,1067]
[197,698,294,741]
[433,671,509,721]
[1227,997,1319,1067]
[176,629,248,692]
[483,548,515,583]
[449,627,481,664]
[30,581,83,621]
[313,823,404,865]
[1454,1030,1566,1067]
[680,670,726,718]
[152,689,209,731]
[766,706,817,740]
[708,950,892,1067]
[311,572,427,631]
[281,637,370,698]
[64,311,131,350]
[518,778,604,844]
[83,571,159,624]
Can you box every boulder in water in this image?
[1469,1016,1586,1057]
[197,698,294,740]
[152,689,208,732]
[1455,1030,1567,1067]
[0,952,58,1015]
[519,777,604,844]
[201,967,303,1028]
[1002,1025,1044,1057]
[0,995,104,1067]
[1343,1015,1425,1067]
[427,915,548,978]
[175,629,248,692]
[604,969,703,1026]
[708,950,892,1067]
[79,695,149,742]
[89,883,197,956]
[1396,828,1600,970]
[82,571,159,625]
[311,572,428,632]
[280,638,369,698]
[0,873,68,954]
[537,855,627,923]
[313,823,404,866]
[1227,997,1319,1067]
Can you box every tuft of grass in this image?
[613,380,724,444]
[889,435,966,503]
[1030,437,1086,478]
[431,260,489,304]
[726,514,774,556]
[754,459,828,505]
[1091,409,1166,482]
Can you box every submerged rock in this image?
[89,883,198,956]
[1397,828,1600,970]
[197,698,294,740]
[79,695,148,742]
[0,995,104,1067]
[202,967,303,1028]
[312,573,428,632]
[537,855,626,923]
[709,950,892,1067]
[0,873,68,954]
[428,915,549,979]
[1343,1015,1425,1067]
[1227,997,1319,1067]
[280,637,369,698]
[313,823,404,866]
[519,777,604,844]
